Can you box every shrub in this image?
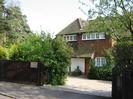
[8,44,18,59]
[47,37,72,85]
[88,49,114,81]
[88,65,112,81]
[114,41,133,71]
[71,66,82,76]
[0,46,8,60]
[9,33,72,85]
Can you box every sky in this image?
[11,0,92,35]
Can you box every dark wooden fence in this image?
[0,60,49,86]
[112,68,133,99]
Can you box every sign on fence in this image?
[30,62,38,68]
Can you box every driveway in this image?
[62,77,112,97]
[0,81,112,99]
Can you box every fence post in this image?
[36,62,41,86]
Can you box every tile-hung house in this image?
[57,18,115,76]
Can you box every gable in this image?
[57,18,87,35]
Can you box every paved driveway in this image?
[62,77,112,97]
[0,81,112,99]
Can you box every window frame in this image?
[82,32,105,40]
[95,57,106,67]
[64,35,77,41]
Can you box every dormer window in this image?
[82,32,105,40]
[64,35,77,41]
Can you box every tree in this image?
[82,0,133,41]
[5,6,31,43]
[0,0,31,44]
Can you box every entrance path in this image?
[61,77,112,97]
[0,81,111,99]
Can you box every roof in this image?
[72,43,95,58]
[57,18,87,35]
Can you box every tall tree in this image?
[0,0,31,44]
[5,6,31,43]
[83,0,133,41]
[0,0,10,44]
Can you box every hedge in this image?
[114,41,133,71]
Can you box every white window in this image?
[90,33,96,39]
[95,57,106,67]
[99,33,105,39]
[64,35,77,41]
[82,32,105,40]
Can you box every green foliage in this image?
[0,46,8,59]
[8,44,19,60]
[12,34,44,61]
[48,37,72,85]
[71,66,82,76]
[114,41,133,71]
[86,0,133,41]
[5,6,31,43]
[88,53,113,81]
[104,48,114,67]
[7,33,72,85]
[0,1,72,85]
[88,63,112,81]
[0,1,31,45]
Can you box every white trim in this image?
[64,35,77,41]
[82,32,105,40]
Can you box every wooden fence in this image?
[112,68,133,99]
[0,60,49,86]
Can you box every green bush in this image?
[114,41,133,71]
[8,44,19,59]
[8,34,72,85]
[48,37,72,85]
[0,33,72,85]
[11,34,45,61]
[88,65,112,81]
[0,46,8,60]
[88,49,114,81]
[71,66,82,76]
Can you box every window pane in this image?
[67,35,69,41]
[82,34,86,40]
[73,35,77,40]
[96,33,99,39]
[95,57,100,67]
[99,33,105,39]
[87,34,90,39]
[90,33,95,39]
[101,57,106,66]
[70,36,73,40]
[95,57,106,67]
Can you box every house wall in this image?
[77,33,112,58]
[68,33,113,76]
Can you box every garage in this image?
[70,58,85,73]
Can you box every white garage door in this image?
[71,58,85,73]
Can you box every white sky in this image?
[19,0,91,35]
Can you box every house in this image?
[57,18,115,76]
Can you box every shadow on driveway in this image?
[0,82,112,99]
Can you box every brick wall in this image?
[76,33,112,58]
